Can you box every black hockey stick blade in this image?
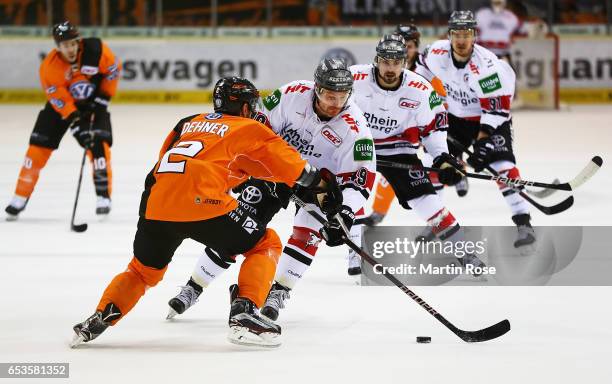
[71,223,88,233]
[520,191,573,215]
[455,319,511,343]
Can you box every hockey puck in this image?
[416,336,431,343]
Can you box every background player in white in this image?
[476,0,522,63]
[168,59,376,321]
[349,34,485,276]
[416,10,536,250]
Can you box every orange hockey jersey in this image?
[140,112,307,222]
[40,38,121,119]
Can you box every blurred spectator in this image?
[476,0,524,62]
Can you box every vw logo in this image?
[491,135,506,148]
[409,169,425,179]
[241,186,262,204]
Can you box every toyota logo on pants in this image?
[241,186,263,204]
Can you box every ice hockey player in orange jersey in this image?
[70,77,343,348]
[4,21,121,220]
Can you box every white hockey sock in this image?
[490,160,530,217]
[191,247,233,289]
[275,227,321,290]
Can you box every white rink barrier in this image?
[0,37,611,103]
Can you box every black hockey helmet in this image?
[395,24,420,47]
[213,76,260,116]
[314,58,353,92]
[448,10,477,32]
[375,34,407,61]
[52,21,80,44]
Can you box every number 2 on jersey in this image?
[157,141,204,174]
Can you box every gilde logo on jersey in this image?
[398,98,420,109]
[353,138,374,161]
[321,126,342,147]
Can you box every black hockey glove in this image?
[294,166,343,215]
[432,153,464,186]
[320,205,354,247]
[77,95,110,115]
[467,136,495,172]
[68,111,94,149]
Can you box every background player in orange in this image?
[362,24,449,227]
[70,77,342,348]
[4,21,120,220]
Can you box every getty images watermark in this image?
[370,237,495,277]
[360,226,612,286]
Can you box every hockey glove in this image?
[295,166,343,215]
[467,136,495,172]
[432,153,464,186]
[320,205,355,247]
[68,111,94,149]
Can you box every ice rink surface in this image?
[1,104,611,383]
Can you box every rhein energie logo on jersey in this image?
[478,73,502,94]
[354,138,374,161]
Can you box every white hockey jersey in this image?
[475,7,521,56]
[349,64,449,159]
[416,40,515,131]
[259,80,376,214]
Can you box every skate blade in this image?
[227,326,281,348]
[517,243,537,256]
[70,333,85,348]
[166,308,178,320]
[5,214,18,222]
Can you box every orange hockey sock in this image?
[372,176,396,216]
[96,257,167,325]
[14,145,53,198]
[238,229,282,308]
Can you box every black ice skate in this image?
[512,214,537,255]
[5,196,28,221]
[458,253,487,278]
[260,282,290,321]
[347,253,361,278]
[455,176,469,197]
[414,226,436,243]
[361,211,385,226]
[71,303,121,348]
[96,197,112,216]
[228,296,281,348]
[167,282,202,320]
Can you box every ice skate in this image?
[167,284,202,320]
[458,253,487,278]
[96,196,111,216]
[361,211,385,226]
[347,252,361,283]
[228,297,281,348]
[260,282,290,321]
[71,303,121,348]
[5,195,28,221]
[512,214,537,255]
[454,176,469,197]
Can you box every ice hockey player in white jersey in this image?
[416,10,536,249]
[347,34,486,276]
[168,58,376,322]
[476,0,522,61]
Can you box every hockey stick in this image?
[526,178,560,199]
[377,159,573,215]
[70,148,88,233]
[290,195,511,343]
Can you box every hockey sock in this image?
[239,229,282,308]
[97,257,167,325]
[87,141,112,198]
[372,175,395,216]
[190,246,235,289]
[275,226,322,290]
[490,160,530,217]
[14,145,53,198]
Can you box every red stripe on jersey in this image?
[480,95,512,111]
[420,118,437,137]
[288,226,321,256]
[337,168,376,191]
[401,126,420,143]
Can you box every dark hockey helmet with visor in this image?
[213,76,261,116]
[375,34,407,62]
[53,21,80,44]
[448,10,477,33]
[395,24,420,47]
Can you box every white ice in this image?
[1,104,611,383]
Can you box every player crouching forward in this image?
[71,77,342,348]
[416,11,536,249]
[5,21,119,220]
